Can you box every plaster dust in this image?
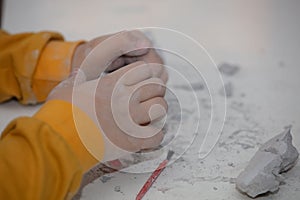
[78,60,300,200]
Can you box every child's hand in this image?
[48,31,168,161]
[73,61,167,161]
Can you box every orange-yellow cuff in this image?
[32,40,84,102]
[34,100,103,172]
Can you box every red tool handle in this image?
[136,160,168,200]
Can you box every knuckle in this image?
[136,60,147,66]
[149,63,163,76]
[160,98,168,109]
[151,77,164,84]
[156,98,168,111]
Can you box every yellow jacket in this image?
[0,30,103,199]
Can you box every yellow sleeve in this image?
[0,30,83,104]
[0,100,103,200]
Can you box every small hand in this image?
[48,30,168,161]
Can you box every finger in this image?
[150,63,165,79]
[109,61,160,86]
[139,49,164,64]
[106,49,161,73]
[89,33,150,73]
[106,45,163,73]
[123,56,140,65]
[131,97,167,124]
[125,49,163,64]
[124,48,149,57]
[121,61,165,80]
[80,30,152,80]
[106,57,126,72]
[133,78,166,102]
[122,31,152,56]
[124,63,165,86]
[108,61,152,85]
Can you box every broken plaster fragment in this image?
[218,62,240,76]
[236,126,299,198]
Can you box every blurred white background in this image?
[3,0,300,64]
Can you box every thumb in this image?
[80,30,152,81]
[108,61,165,87]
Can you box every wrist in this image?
[32,40,84,102]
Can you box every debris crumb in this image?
[100,175,113,183]
[218,62,240,76]
[227,162,235,167]
[157,187,171,193]
[114,186,121,192]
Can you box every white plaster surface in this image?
[1,0,300,199]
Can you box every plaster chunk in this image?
[236,126,299,198]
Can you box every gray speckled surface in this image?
[1,0,300,199]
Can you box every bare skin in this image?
[48,30,168,161]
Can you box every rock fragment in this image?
[236,126,299,198]
[218,62,240,76]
